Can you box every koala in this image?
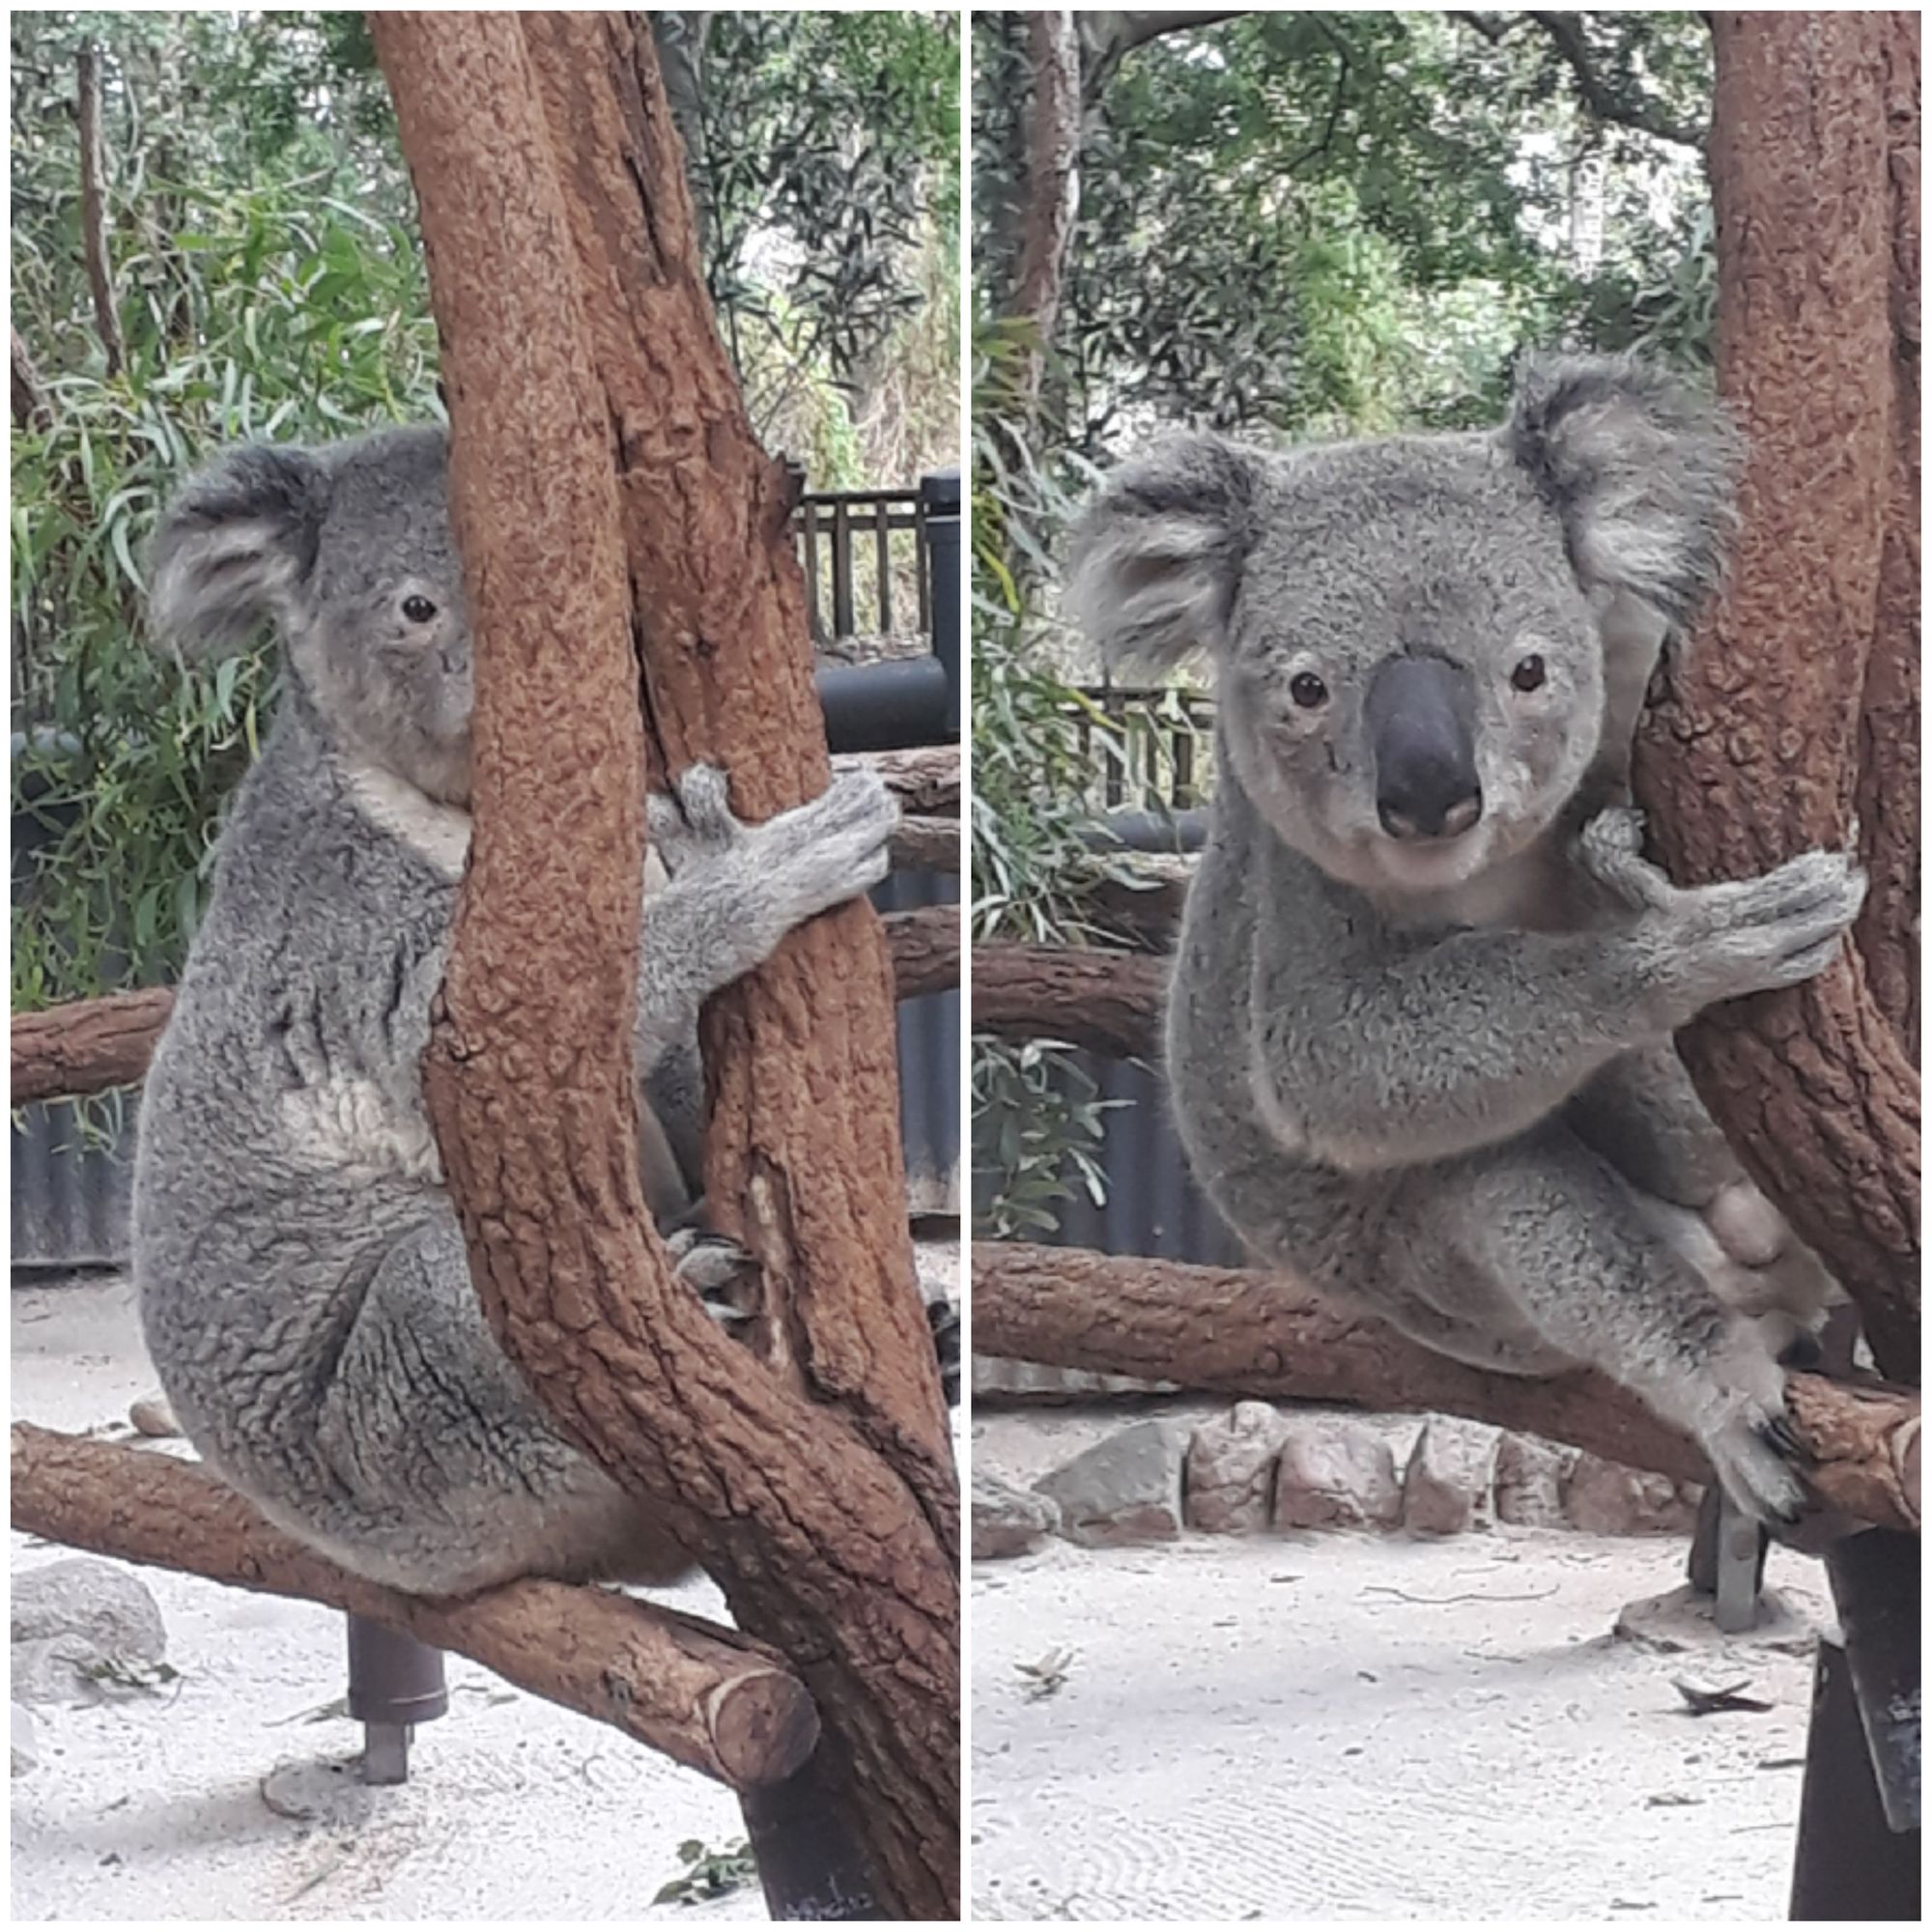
[133,423,917,1598]
[1067,355,1863,1523]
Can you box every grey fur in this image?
[134,425,898,1595]
[1068,355,1859,1523]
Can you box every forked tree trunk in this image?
[1634,11,1920,1382]
[371,14,955,1919]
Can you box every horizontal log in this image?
[971,943,1162,1059]
[974,1241,1919,1533]
[11,906,958,1106]
[836,743,958,816]
[12,1423,819,1788]
[890,814,961,874]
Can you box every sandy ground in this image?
[971,1406,1830,1924]
[13,1264,959,1924]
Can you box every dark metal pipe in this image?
[921,469,961,739]
[816,655,952,754]
[346,1612,448,1785]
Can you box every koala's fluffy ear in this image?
[1065,434,1264,669]
[147,444,330,655]
[1504,355,1742,631]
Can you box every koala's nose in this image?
[1366,654,1483,841]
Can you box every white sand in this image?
[11,1272,767,1922]
[971,1413,1829,1923]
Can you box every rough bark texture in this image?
[1634,13,1920,1379]
[12,328,49,431]
[8,910,955,1110]
[1009,12,1081,410]
[11,986,176,1106]
[11,1425,819,1787]
[75,44,125,377]
[371,15,954,1918]
[974,1244,1920,1534]
[972,942,1163,1059]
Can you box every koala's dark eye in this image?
[1511,653,1548,694]
[1289,672,1328,711]
[401,594,438,625]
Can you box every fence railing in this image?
[789,477,929,644]
[1067,684,1217,813]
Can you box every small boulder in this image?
[1494,1432,1577,1528]
[1565,1454,1699,1536]
[1402,1415,1500,1536]
[128,1392,183,1438]
[1186,1403,1290,1533]
[1272,1415,1402,1531]
[972,1472,1060,1559]
[12,1557,169,1708]
[1033,1420,1184,1547]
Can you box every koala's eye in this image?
[1289,672,1328,711]
[401,594,439,625]
[1511,653,1548,694]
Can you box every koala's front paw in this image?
[1690,1326,1808,1526]
[647,764,742,876]
[756,767,898,925]
[1677,848,1867,1009]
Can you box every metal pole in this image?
[346,1613,448,1785]
[920,469,961,740]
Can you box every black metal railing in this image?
[1068,683,1217,813]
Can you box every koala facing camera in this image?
[1069,355,1861,1523]
[133,424,912,1596]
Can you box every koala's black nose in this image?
[1366,654,1483,841]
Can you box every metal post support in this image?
[920,469,961,739]
[346,1613,449,1785]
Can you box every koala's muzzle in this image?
[1366,655,1483,841]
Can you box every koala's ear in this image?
[147,444,330,655]
[1503,355,1741,630]
[1065,434,1264,670]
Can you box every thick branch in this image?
[75,44,125,377]
[11,1425,819,1788]
[11,907,957,1108]
[1009,11,1081,409]
[974,1242,1920,1533]
[1462,12,1710,149]
[12,329,49,431]
[972,942,1162,1058]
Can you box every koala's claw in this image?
[765,767,899,921]
[667,1226,760,1333]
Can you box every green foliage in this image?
[652,1837,758,1909]
[973,1037,1122,1239]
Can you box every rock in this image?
[1186,1403,1290,1533]
[1494,1432,1577,1528]
[128,1392,182,1438]
[1033,1420,1184,1547]
[1402,1415,1500,1536]
[1272,1415,1402,1530]
[12,1557,168,1707]
[1565,1453,1700,1536]
[972,1472,1060,1559]
[11,1704,38,1777]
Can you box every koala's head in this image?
[148,425,473,806]
[1067,355,1739,895]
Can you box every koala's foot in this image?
[1684,1324,1809,1526]
[667,1226,760,1335]
[927,1297,961,1407]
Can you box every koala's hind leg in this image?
[304,1214,724,1596]
[1376,1124,1806,1524]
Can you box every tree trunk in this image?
[75,43,126,377]
[370,15,954,1919]
[973,1243,1921,1534]
[1008,11,1082,414]
[1634,12,1920,1380]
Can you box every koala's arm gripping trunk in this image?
[1244,924,1659,1172]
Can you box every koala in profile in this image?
[1068,355,1862,1522]
[134,424,914,1597]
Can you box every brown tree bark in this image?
[972,942,1162,1059]
[370,15,954,1919]
[12,1425,818,1788]
[75,43,125,378]
[1634,13,1920,1380]
[1008,11,1082,413]
[12,329,49,431]
[974,1243,1921,1534]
